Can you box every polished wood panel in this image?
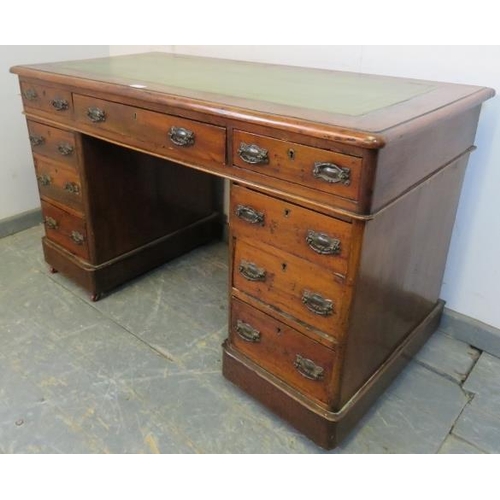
[26,120,78,168]
[372,105,482,212]
[34,157,83,212]
[232,238,346,335]
[79,135,221,265]
[230,298,339,405]
[73,94,226,167]
[339,155,471,407]
[41,200,89,260]
[230,184,352,276]
[233,130,362,201]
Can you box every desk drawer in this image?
[233,239,346,335]
[230,185,352,277]
[20,81,72,116]
[233,130,361,200]
[73,94,226,166]
[230,298,338,405]
[27,121,78,168]
[34,158,83,212]
[41,201,89,260]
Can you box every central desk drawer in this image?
[41,201,89,260]
[73,94,226,166]
[230,185,352,277]
[233,130,362,201]
[233,238,346,335]
[230,298,338,405]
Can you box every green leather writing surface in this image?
[58,53,435,116]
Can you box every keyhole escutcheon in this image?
[287,148,295,160]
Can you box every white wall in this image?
[110,45,500,330]
[0,46,109,220]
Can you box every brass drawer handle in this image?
[37,174,51,186]
[64,182,80,195]
[313,162,351,186]
[168,126,195,147]
[306,230,341,256]
[87,107,106,123]
[70,231,85,245]
[294,355,324,381]
[235,204,265,225]
[57,143,74,156]
[235,320,261,342]
[29,134,45,147]
[51,98,69,111]
[44,216,58,230]
[237,142,269,165]
[23,88,38,101]
[238,260,267,282]
[302,290,334,316]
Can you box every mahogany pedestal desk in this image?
[11,53,494,449]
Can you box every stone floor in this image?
[1,225,499,453]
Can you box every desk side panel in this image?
[338,154,470,408]
[371,104,482,212]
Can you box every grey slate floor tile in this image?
[453,400,500,454]
[51,381,196,453]
[384,360,470,421]
[1,226,500,453]
[129,371,301,453]
[0,353,46,414]
[415,330,480,383]
[0,395,103,453]
[177,326,226,373]
[438,434,486,454]
[335,393,452,454]
[0,243,35,290]
[55,318,182,383]
[463,352,500,405]
[1,272,104,341]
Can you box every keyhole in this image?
[287,148,295,160]
[133,112,137,120]
[281,263,287,271]
[276,327,282,336]
[284,209,291,218]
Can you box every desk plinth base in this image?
[222,299,444,450]
[42,213,221,299]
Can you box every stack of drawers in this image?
[228,132,358,410]
[19,79,223,301]
[22,83,90,265]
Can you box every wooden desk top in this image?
[11,52,494,148]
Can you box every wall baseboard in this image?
[440,307,500,358]
[0,208,42,239]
